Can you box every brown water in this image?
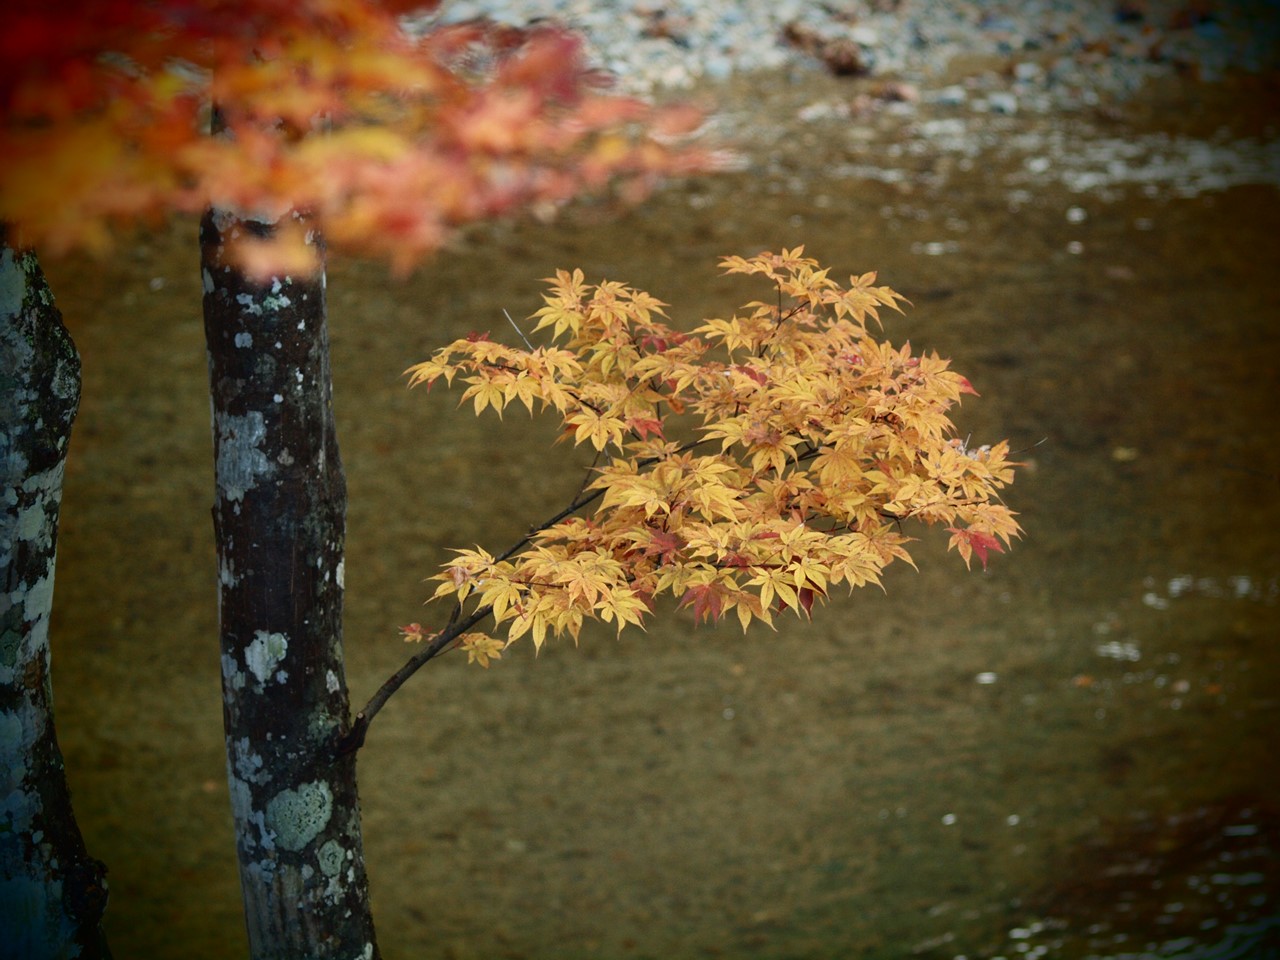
[43,68,1279,959]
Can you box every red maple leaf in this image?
[642,528,685,565]
[639,331,686,352]
[947,527,1005,570]
[628,416,665,440]
[797,585,820,617]
[679,583,725,623]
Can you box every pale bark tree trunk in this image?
[0,230,110,958]
[200,210,379,959]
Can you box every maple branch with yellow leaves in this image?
[336,248,1021,758]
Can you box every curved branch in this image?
[335,435,718,759]
[335,489,607,758]
[335,604,493,758]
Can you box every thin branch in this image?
[334,603,493,758]
[336,433,719,759]
[335,473,608,759]
[494,487,603,564]
[575,445,605,504]
[335,491,606,757]
[503,308,535,351]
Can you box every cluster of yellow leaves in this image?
[406,248,1021,662]
[1,0,710,274]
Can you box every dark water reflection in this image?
[44,71,1278,958]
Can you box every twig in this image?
[503,308,535,351]
[334,604,492,758]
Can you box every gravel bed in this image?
[410,0,1280,111]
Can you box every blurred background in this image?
[41,4,1280,957]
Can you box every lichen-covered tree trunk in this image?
[200,210,379,960]
[0,230,110,958]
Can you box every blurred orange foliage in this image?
[1,0,711,273]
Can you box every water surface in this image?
[44,68,1279,959]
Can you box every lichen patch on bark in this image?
[244,630,288,686]
[265,781,333,853]
[214,411,272,502]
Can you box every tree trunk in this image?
[0,231,110,958]
[200,210,379,960]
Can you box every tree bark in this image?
[200,210,379,960]
[0,230,110,958]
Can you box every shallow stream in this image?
[44,67,1279,959]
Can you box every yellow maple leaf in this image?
[458,633,505,668]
